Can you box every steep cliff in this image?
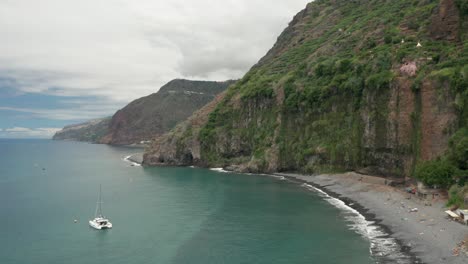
[144,0,467,178]
[100,79,235,145]
[143,91,228,166]
[52,118,110,143]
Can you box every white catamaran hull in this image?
[89,185,112,230]
[89,219,112,230]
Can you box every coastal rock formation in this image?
[54,79,234,145]
[144,0,467,178]
[52,118,110,143]
[100,79,235,145]
[429,0,460,41]
[144,92,227,166]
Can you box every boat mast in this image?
[95,184,103,218]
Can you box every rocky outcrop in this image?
[143,91,228,166]
[144,0,467,178]
[430,0,460,41]
[100,79,235,145]
[419,80,458,161]
[52,118,110,143]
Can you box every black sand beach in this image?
[276,172,468,264]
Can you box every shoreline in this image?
[132,161,468,263]
[275,172,468,264]
[277,174,420,264]
[124,153,144,166]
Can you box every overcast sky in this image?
[0,0,310,138]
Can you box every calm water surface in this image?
[0,139,375,264]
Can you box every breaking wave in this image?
[300,183,413,264]
[123,155,142,167]
[210,168,229,173]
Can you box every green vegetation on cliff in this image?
[145,0,467,185]
[54,79,234,145]
[201,0,466,173]
[101,79,235,145]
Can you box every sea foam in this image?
[123,155,142,167]
[301,183,413,263]
[210,168,229,173]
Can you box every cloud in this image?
[0,127,61,138]
[5,127,31,132]
[0,105,115,121]
[0,0,309,105]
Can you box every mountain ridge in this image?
[53,79,235,144]
[52,117,111,143]
[100,79,235,145]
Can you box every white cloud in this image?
[0,127,61,138]
[0,105,116,120]
[5,127,31,132]
[0,0,309,104]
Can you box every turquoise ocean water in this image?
[0,139,408,264]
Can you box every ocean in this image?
[0,139,402,264]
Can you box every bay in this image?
[0,139,375,264]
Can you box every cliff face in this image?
[52,118,110,143]
[144,91,228,166]
[99,79,235,145]
[144,0,467,177]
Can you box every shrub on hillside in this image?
[365,71,393,89]
[448,129,468,171]
[447,184,468,209]
[414,159,457,188]
[455,0,468,16]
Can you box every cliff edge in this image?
[144,0,467,179]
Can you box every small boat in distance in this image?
[89,185,112,230]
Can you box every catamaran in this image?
[89,185,113,230]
